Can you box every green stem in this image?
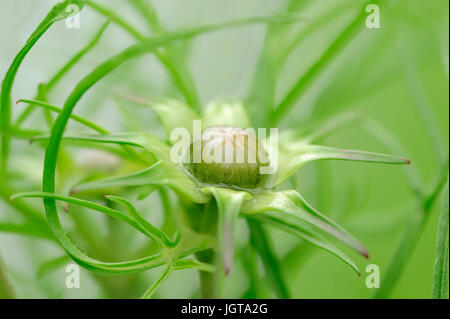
[88,0,200,111]
[196,249,219,299]
[374,164,449,298]
[193,201,220,298]
[0,255,15,299]
[431,177,449,299]
[247,220,290,298]
[141,265,172,299]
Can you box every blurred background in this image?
[0,0,448,298]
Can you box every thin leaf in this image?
[119,94,200,138]
[246,0,313,127]
[140,265,172,299]
[34,132,171,162]
[9,194,167,275]
[270,0,378,125]
[402,39,446,163]
[242,189,368,258]
[88,0,201,111]
[432,177,449,299]
[105,195,172,247]
[0,222,53,240]
[274,142,410,186]
[201,187,251,276]
[10,191,162,243]
[50,21,108,91]
[17,99,108,134]
[247,220,290,298]
[15,20,109,126]
[71,161,209,204]
[0,0,85,174]
[37,255,71,278]
[28,111,152,166]
[373,209,425,298]
[277,1,353,67]
[247,212,360,275]
[362,118,423,196]
[172,259,216,273]
[282,112,363,144]
[0,126,45,139]
[128,0,201,111]
[241,190,363,274]
[86,0,143,39]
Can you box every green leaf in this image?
[402,39,446,163]
[35,132,171,162]
[17,99,108,134]
[88,0,201,111]
[9,192,169,275]
[243,189,368,257]
[280,112,363,144]
[0,184,49,226]
[246,0,312,127]
[270,0,378,125]
[432,176,449,299]
[202,101,251,129]
[86,0,144,40]
[274,142,410,186]
[0,222,53,240]
[140,265,173,299]
[247,220,290,298]
[362,118,423,195]
[37,255,71,278]
[373,209,425,298]
[72,161,209,204]
[15,20,109,126]
[119,94,200,139]
[128,0,201,111]
[10,191,163,243]
[140,258,216,299]
[172,258,216,273]
[47,20,108,91]
[0,0,86,174]
[105,195,172,247]
[202,187,251,276]
[241,190,364,274]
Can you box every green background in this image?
[0,0,448,298]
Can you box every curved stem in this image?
[140,265,172,299]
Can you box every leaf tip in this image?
[357,245,370,259]
[224,265,231,277]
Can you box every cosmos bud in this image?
[183,126,269,189]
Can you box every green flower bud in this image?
[183,126,269,190]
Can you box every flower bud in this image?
[183,126,269,189]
